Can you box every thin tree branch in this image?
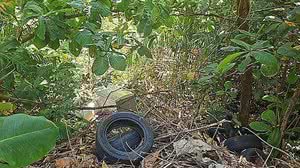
[171,12,233,21]
[76,105,117,110]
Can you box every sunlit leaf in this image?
[267,128,281,147]
[262,95,281,103]
[253,51,279,77]
[218,52,244,74]
[92,53,109,76]
[36,17,46,40]
[109,52,127,71]
[261,110,276,125]
[75,30,94,46]
[249,121,272,132]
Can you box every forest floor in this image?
[30,49,300,168]
[30,90,277,168]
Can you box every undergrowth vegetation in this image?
[0,0,300,167]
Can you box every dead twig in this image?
[155,119,227,140]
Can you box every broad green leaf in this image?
[252,40,272,50]
[22,1,44,22]
[260,64,279,77]
[221,63,235,74]
[92,53,109,76]
[277,44,300,60]
[287,69,298,85]
[137,46,152,58]
[69,40,82,56]
[84,22,98,33]
[23,1,43,14]
[36,17,46,40]
[249,121,272,132]
[143,23,153,37]
[46,19,66,41]
[262,95,281,103]
[33,36,48,49]
[94,33,113,51]
[116,0,130,12]
[261,110,276,125]
[267,128,281,147]
[109,53,127,71]
[0,114,59,168]
[253,51,277,65]
[75,30,94,46]
[0,38,20,52]
[48,39,60,50]
[253,51,279,77]
[217,52,243,74]
[231,39,251,50]
[137,17,147,34]
[237,55,252,72]
[90,0,111,19]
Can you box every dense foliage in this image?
[1,0,300,166]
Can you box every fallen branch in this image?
[76,105,117,110]
[155,119,227,140]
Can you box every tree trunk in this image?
[236,0,252,126]
[237,0,250,30]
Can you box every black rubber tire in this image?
[207,127,226,142]
[241,148,266,162]
[96,112,154,163]
[224,135,263,153]
[109,130,142,152]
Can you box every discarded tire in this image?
[96,112,154,163]
[110,130,142,152]
[224,135,263,153]
[241,148,266,162]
